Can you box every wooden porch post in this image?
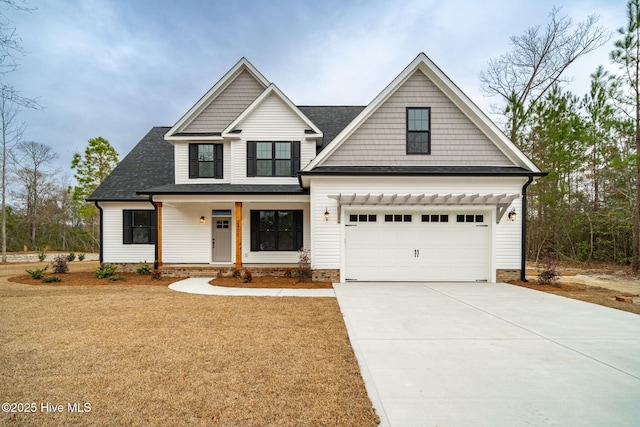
[235,202,242,268]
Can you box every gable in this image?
[182,69,266,134]
[322,70,513,167]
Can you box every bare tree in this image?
[479,7,609,146]
[12,140,57,244]
[0,0,31,75]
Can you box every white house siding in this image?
[156,195,309,265]
[182,70,265,133]
[323,71,514,167]
[99,201,156,263]
[231,93,317,185]
[309,176,526,279]
[174,141,231,184]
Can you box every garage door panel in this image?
[345,211,491,282]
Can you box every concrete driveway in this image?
[334,282,640,427]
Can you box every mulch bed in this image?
[9,271,180,287]
[212,275,333,289]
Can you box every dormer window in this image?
[189,144,223,179]
[406,107,431,154]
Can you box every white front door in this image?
[212,217,231,262]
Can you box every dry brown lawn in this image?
[0,262,379,426]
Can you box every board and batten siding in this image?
[309,176,525,275]
[182,69,266,134]
[100,202,156,263]
[231,93,317,185]
[323,71,513,167]
[174,141,231,184]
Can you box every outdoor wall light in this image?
[200,216,206,224]
[324,208,330,221]
[508,208,517,221]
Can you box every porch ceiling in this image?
[328,193,520,223]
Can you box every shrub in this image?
[37,250,47,262]
[284,268,293,278]
[109,275,126,282]
[243,269,253,283]
[52,255,69,274]
[151,269,162,280]
[26,265,48,279]
[95,263,117,279]
[136,262,152,275]
[537,252,560,286]
[232,268,241,278]
[78,253,85,261]
[43,276,61,283]
[297,247,311,282]
[67,252,76,262]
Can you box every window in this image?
[349,214,377,222]
[456,214,485,223]
[250,210,303,251]
[189,144,223,179]
[406,107,431,154]
[385,214,412,222]
[422,214,449,223]
[247,141,300,177]
[123,210,157,244]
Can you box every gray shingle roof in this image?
[298,106,365,152]
[87,127,174,201]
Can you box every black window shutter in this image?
[149,211,158,244]
[250,210,260,251]
[189,144,198,179]
[123,210,132,244]
[293,210,303,250]
[291,141,301,176]
[214,144,223,179]
[247,141,256,177]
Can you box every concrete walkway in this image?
[334,282,640,427]
[168,277,336,297]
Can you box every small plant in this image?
[136,261,152,275]
[151,269,162,280]
[297,247,312,282]
[537,252,560,286]
[284,268,293,278]
[52,255,69,274]
[243,269,253,283]
[109,275,126,282]
[78,253,85,261]
[43,276,61,283]
[95,263,117,279]
[67,252,76,262]
[37,250,47,262]
[232,268,242,278]
[26,265,48,279]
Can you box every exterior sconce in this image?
[507,208,516,221]
[200,216,206,224]
[324,208,330,221]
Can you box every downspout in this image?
[94,201,104,264]
[520,176,534,282]
[148,195,159,269]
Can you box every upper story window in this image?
[189,144,223,179]
[406,107,431,154]
[247,141,300,177]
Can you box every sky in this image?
[3,0,627,177]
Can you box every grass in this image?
[0,263,378,426]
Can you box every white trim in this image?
[165,58,270,140]
[304,53,540,173]
[221,84,323,139]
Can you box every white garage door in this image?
[345,211,491,282]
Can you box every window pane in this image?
[385,215,393,222]
[259,211,275,231]
[275,159,290,176]
[349,214,357,222]
[132,227,149,243]
[422,214,430,222]
[368,215,377,222]
[404,215,412,222]
[408,109,429,131]
[278,231,294,250]
[198,144,214,161]
[199,162,214,178]
[408,132,429,153]
[259,232,276,250]
[394,214,402,222]
[431,214,439,222]
[359,214,367,222]
[256,142,272,159]
[257,159,272,176]
[457,215,464,223]
[476,215,484,223]
[441,215,449,222]
[275,142,291,159]
[133,211,149,227]
[278,211,293,231]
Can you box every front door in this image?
[212,217,231,262]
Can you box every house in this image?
[88,53,545,283]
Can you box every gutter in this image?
[520,176,534,282]
[94,202,104,264]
